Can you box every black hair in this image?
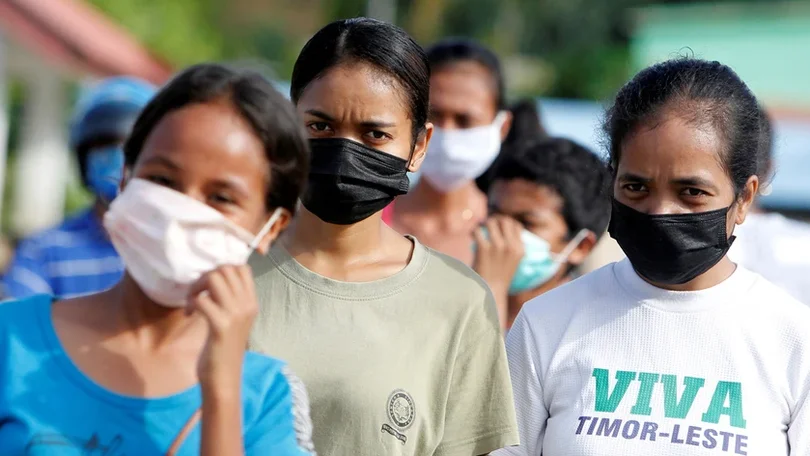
[503,98,546,144]
[476,98,547,193]
[124,63,310,215]
[491,137,612,238]
[756,103,774,182]
[290,17,429,142]
[74,104,142,188]
[604,58,768,197]
[426,38,506,110]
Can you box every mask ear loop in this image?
[493,110,509,128]
[551,229,590,263]
[248,207,284,251]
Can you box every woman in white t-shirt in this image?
[497,58,810,456]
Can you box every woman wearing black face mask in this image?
[248,18,518,456]
[495,58,810,456]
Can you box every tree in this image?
[87,0,227,66]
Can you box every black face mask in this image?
[302,138,410,225]
[608,199,735,285]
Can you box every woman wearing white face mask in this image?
[0,64,315,455]
[386,38,513,265]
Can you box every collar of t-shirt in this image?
[612,258,758,313]
[267,234,430,301]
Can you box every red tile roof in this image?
[0,0,172,84]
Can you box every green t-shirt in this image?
[248,237,519,456]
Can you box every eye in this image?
[623,183,647,193]
[363,130,393,143]
[307,122,332,133]
[146,175,174,188]
[681,187,709,198]
[209,192,236,205]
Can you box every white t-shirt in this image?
[495,258,810,456]
[728,212,810,305]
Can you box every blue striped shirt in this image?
[1,208,123,299]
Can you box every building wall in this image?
[631,2,810,111]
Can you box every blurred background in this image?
[0,0,807,267]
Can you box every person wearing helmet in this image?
[1,77,156,299]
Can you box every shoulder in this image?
[0,295,52,366]
[520,261,620,322]
[241,351,289,397]
[420,246,499,329]
[13,210,97,255]
[242,352,316,454]
[421,247,491,300]
[743,269,810,322]
[0,294,50,326]
[511,262,622,352]
[241,351,313,415]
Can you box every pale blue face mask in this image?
[86,146,124,204]
[477,227,589,295]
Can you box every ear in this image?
[734,175,759,226]
[566,231,597,266]
[498,111,513,142]
[408,122,433,173]
[254,209,292,255]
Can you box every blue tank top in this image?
[0,295,312,455]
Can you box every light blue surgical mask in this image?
[86,146,124,204]
[474,227,589,295]
[509,228,589,295]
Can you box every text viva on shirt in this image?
[576,368,748,455]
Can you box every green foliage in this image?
[85,0,776,100]
[87,0,226,65]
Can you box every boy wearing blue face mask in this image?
[473,137,611,330]
[2,77,156,299]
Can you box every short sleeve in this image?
[492,310,548,456]
[244,366,316,456]
[2,239,53,299]
[436,291,519,456]
[281,366,317,455]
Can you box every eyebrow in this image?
[672,176,719,191]
[617,173,652,184]
[141,155,180,170]
[305,109,334,121]
[210,177,251,198]
[304,109,397,129]
[618,172,719,191]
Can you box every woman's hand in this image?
[188,264,258,391]
[472,216,525,331]
[188,264,258,456]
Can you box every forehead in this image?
[491,179,565,217]
[297,62,410,121]
[619,114,728,182]
[137,101,268,177]
[430,62,497,109]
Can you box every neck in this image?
[646,256,737,292]
[101,275,199,348]
[404,179,483,213]
[287,207,386,259]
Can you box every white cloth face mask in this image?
[421,111,507,193]
[104,178,282,308]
